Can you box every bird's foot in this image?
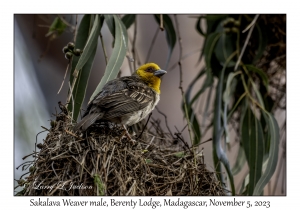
[120,125,136,145]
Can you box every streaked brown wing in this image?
[99,87,154,120]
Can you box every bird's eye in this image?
[146,67,153,72]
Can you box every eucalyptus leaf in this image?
[223,71,240,105]
[253,113,279,195]
[214,32,236,68]
[203,32,221,72]
[185,68,206,104]
[154,14,176,69]
[241,107,264,195]
[121,14,136,29]
[245,64,269,90]
[195,16,206,37]
[69,14,91,88]
[205,14,228,34]
[74,14,101,72]
[231,144,246,176]
[182,68,207,144]
[198,15,227,62]
[253,23,268,63]
[223,71,239,143]
[90,15,128,102]
[69,15,103,121]
[212,59,236,195]
[188,107,201,145]
[190,71,213,106]
[104,14,115,37]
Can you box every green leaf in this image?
[241,107,264,195]
[239,178,246,195]
[214,26,236,68]
[223,71,239,145]
[212,61,235,195]
[104,15,115,37]
[253,23,268,63]
[195,16,206,37]
[174,151,185,158]
[203,32,222,72]
[90,15,128,102]
[121,14,136,29]
[182,68,208,144]
[69,15,102,121]
[154,15,176,69]
[231,144,247,175]
[201,86,213,127]
[46,16,67,37]
[145,159,153,164]
[253,113,279,195]
[74,15,101,73]
[190,71,213,106]
[223,71,240,105]
[245,64,269,90]
[69,14,91,87]
[205,15,228,35]
[198,15,227,62]
[187,106,201,145]
[185,68,206,104]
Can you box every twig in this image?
[19,172,30,180]
[66,70,78,108]
[57,62,70,94]
[155,107,173,138]
[145,136,155,150]
[127,29,142,67]
[126,180,136,196]
[73,15,78,42]
[191,138,213,148]
[16,161,34,170]
[242,15,259,33]
[132,18,137,71]
[145,27,159,63]
[22,152,38,161]
[174,132,191,153]
[35,130,47,162]
[168,48,202,71]
[126,53,134,74]
[159,14,164,31]
[100,32,108,65]
[137,113,152,139]
[38,38,51,62]
[180,124,188,133]
[71,156,92,176]
[174,15,193,145]
[234,14,259,71]
[68,81,75,121]
[105,145,116,184]
[51,161,59,178]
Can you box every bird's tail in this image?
[73,113,102,132]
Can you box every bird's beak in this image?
[153,69,167,77]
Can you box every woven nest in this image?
[16,111,225,196]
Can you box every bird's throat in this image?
[147,76,161,94]
[137,71,161,94]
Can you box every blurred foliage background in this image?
[14,14,286,195]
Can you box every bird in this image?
[73,62,167,140]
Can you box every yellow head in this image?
[135,63,167,94]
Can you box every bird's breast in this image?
[121,93,160,126]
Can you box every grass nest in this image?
[16,111,225,196]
